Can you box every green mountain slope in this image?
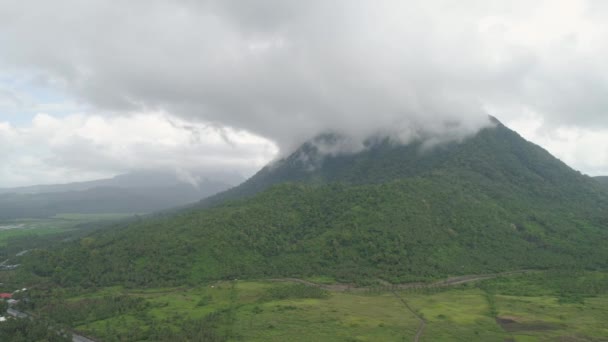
[22,121,608,287]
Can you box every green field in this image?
[66,281,420,341]
[0,213,135,246]
[14,272,607,341]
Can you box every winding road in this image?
[391,290,426,342]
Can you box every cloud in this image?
[1,0,608,179]
[0,0,500,150]
[508,111,608,176]
[0,113,277,187]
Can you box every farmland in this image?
[10,271,607,341]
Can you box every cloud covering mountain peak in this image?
[2,0,608,185]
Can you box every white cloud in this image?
[507,111,608,176]
[1,0,608,183]
[0,113,277,187]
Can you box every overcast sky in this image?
[1,0,608,187]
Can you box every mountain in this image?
[0,170,240,220]
[0,170,242,195]
[22,120,608,287]
[200,119,600,208]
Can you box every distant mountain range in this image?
[25,119,608,287]
[0,170,241,220]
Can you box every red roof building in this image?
[0,293,12,299]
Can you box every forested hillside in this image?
[20,121,608,287]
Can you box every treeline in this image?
[479,269,608,303]
[0,318,71,342]
[18,294,148,327]
[85,311,229,342]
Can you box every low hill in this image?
[22,121,608,287]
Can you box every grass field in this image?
[37,275,607,341]
[405,288,506,341]
[232,285,418,341]
[72,281,419,341]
